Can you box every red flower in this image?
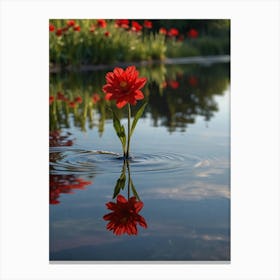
[102,66,147,108]
[115,19,129,29]
[92,93,100,103]
[68,101,76,108]
[55,28,63,36]
[57,92,68,102]
[168,80,179,89]
[131,21,142,32]
[49,24,55,32]
[143,20,152,29]
[168,28,179,37]
[104,31,110,37]
[49,95,55,104]
[62,26,69,32]
[103,195,147,235]
[159,27,167,35]
[74,25,81,31]
[67,20,75,27]
[187,28,199,38]
[74,96,83,103]
[188,76,198,86]
[97,19,107,28]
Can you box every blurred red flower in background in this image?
[168,28,179,37]
[131,21,142,32]
[103,66,147,108]
[68,101,76,108]
[57,92,68,102]
[159,27,167,35]
[74,25,81,32]
[103,194,147,235]
[92,93,100,103]
[115,19,130,29]
[188,76,198,86]
[74,96,83,103]
[104,31,110,37]
[144,20,152,29]
[67,20,75,27]
[55,28,63,36]
[49,95,55,105]
[49,24,55,32]
[168,80,179,89]
[97,19,107,28]
[187,28,199,38]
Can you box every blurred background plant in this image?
[49,19,230,67]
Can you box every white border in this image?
[0,0,279,279]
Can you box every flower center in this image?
[120,81,127,88]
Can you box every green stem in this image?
[126,104,131,159]
[127,160,131,199]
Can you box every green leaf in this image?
[130,179,140,201]
[108,108,126,151]
[113,170,126,199]
[131,102,147,136]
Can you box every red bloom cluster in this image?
[187,28,199,38]
[143,20,152,29]
[49,24,55,32]
[168,28,179,37]
[97,19,107,28]
[131,21,142,32]
[49,20,81,36]
[115,19,130,29]
[103,195,147,235]
[50,174,91,204]
[103,66,147,108]
[67,20,75,27]
[92,93,101,103]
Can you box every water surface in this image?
[49,61,230,261]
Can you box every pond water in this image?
[49,59,230,261]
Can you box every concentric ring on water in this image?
[49,147,199,176]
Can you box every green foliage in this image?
[109,108,127,154]
[49,19,230,67]
[113,165,126,198]
[131,102,147,136]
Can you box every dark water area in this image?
[49,60,230,261]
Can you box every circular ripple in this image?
[49,148,198,175]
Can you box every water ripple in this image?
[49,148,199,176]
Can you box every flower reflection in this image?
[103,194,147,235]
[49,130,74,147]
[103,159,147,235]
[50,174,91,204]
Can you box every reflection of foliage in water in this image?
[49,63,229,134]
